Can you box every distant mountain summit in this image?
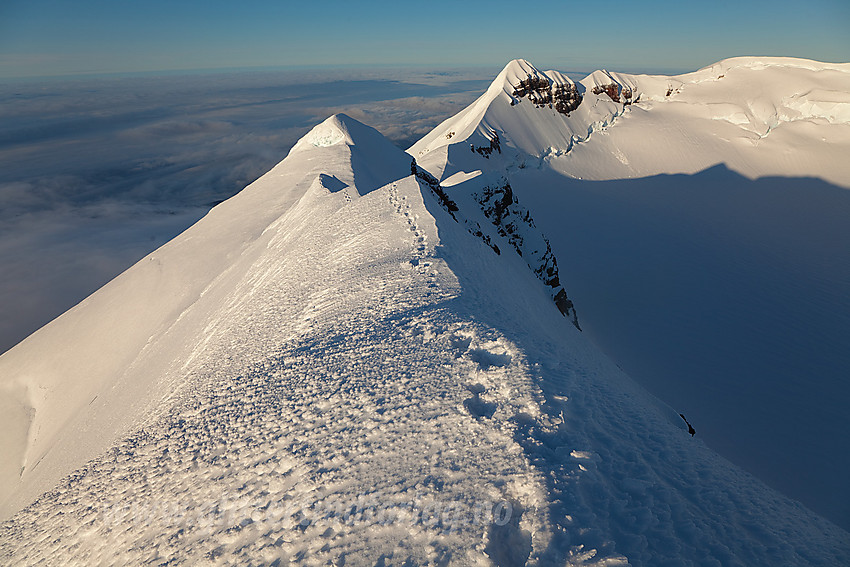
[2,59,850,565]
[412,56,850,186]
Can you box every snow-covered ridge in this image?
[0,113,413,520]
[0,111,582,528]
[413,56,850,189]
[292,113,381,151]
[667,56,850,132]
[408,54,850,534]
[410,58,644,179]
[3,59,850,564]
[692,55,850,77]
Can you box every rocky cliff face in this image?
[511,74,583,115]
[591,83,635,104]
[470,130,501,158]
[473,179,580,329]
[411,156,580,328]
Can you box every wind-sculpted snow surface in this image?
[2,70,850,564]
[0,170,560,564]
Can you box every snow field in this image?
[422,185,850,565]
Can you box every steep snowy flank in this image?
[410,59,628,180]
[2,111,849,565]
[410,159,579,326]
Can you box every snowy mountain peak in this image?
[412,55,850,189]
[583,69,640,104]
[294,113,353,148]
[292,113,412,196]
[489,59,579,103]
[409,57,622,178]
[292,113,388,151]
[491,59,544,93]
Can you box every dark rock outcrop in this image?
[409,158,579,328]
[511,74,582,115]
[474,179,580,329]
[471,132,502,158]
[592,83,635,105]
[411,159,458,218]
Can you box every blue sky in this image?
[1,0,848,78]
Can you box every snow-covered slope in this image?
[2,74,850,564]
[411,57,850,188]
[411,56,850,532]
[0,114,412,519]
[411,59,626,180]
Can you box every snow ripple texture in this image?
[0,178,548,565]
